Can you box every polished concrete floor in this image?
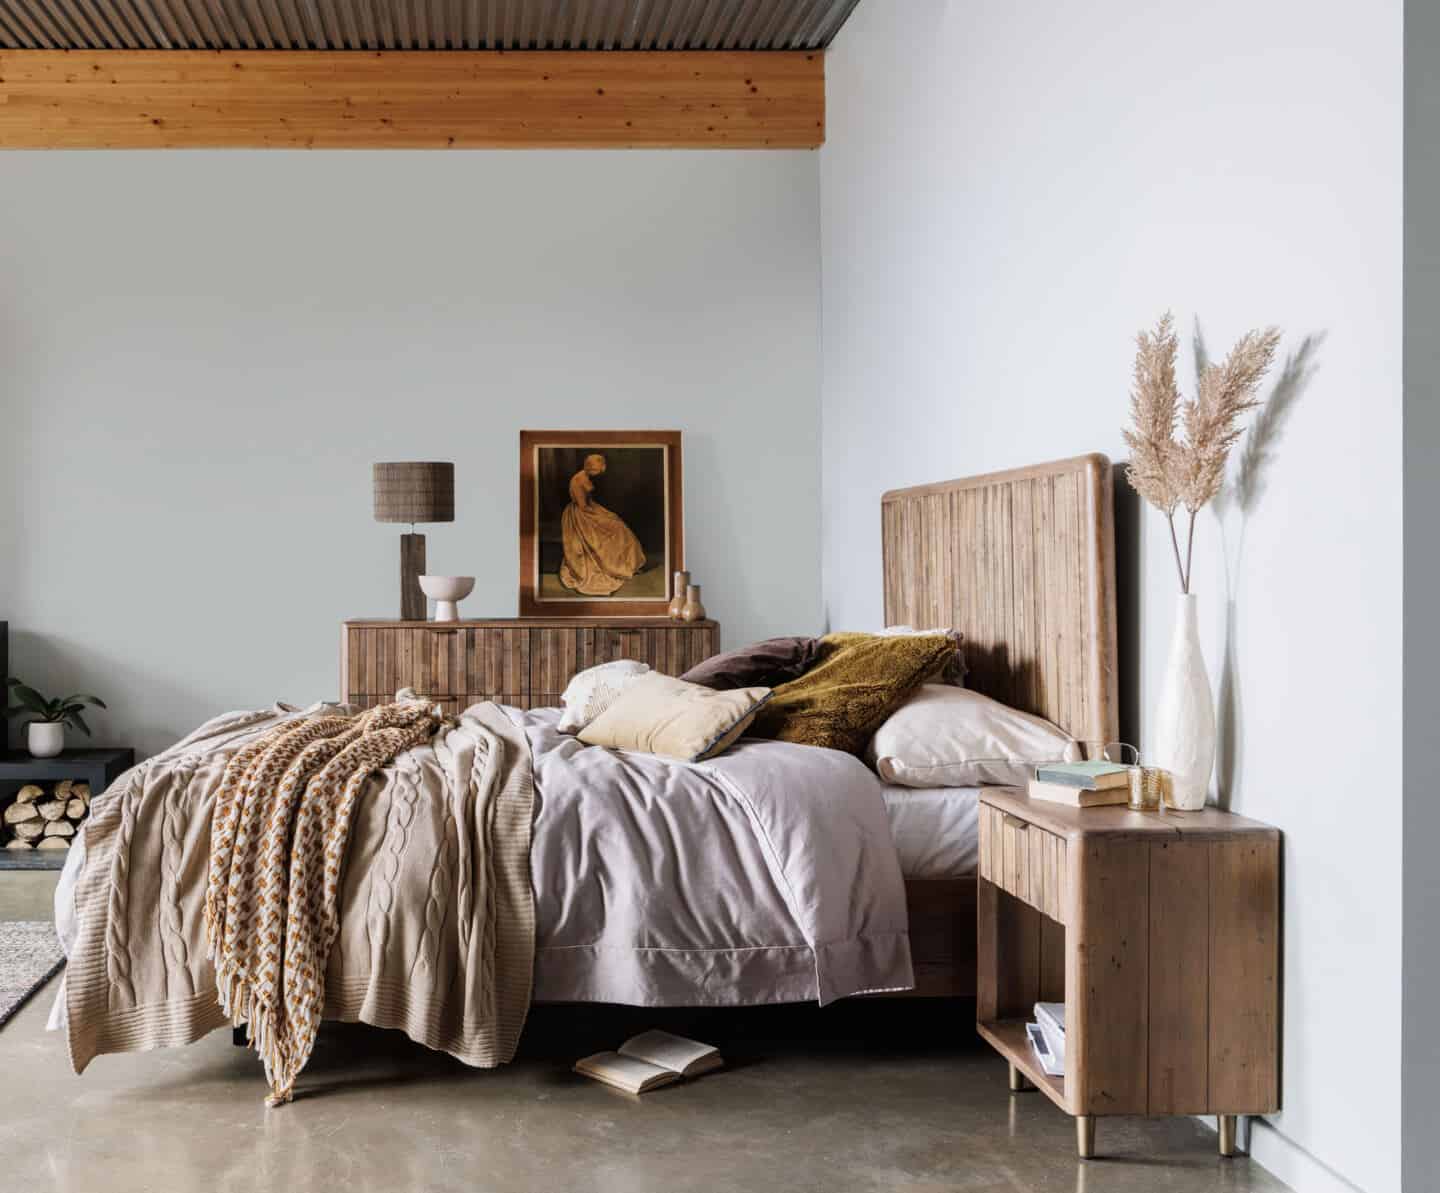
[1,874,1290,1193]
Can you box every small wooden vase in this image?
[680,584,706,623]
[668,571,690,620]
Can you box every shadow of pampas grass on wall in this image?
[1210,328,1326,808]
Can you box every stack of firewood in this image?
[2,780,91,852]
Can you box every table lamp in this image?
[373,462,455,620]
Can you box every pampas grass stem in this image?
[1167,514,1187,594]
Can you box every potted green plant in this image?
[5,678,107,758]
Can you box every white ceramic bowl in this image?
[418,575,475,622]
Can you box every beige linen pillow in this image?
[866,685,1080,787]
[578,672,770,763]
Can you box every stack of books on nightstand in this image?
[1027,761,1130,808]
[1025,1001,1066,1077]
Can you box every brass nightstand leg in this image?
[1007,1063,1032,1092]
[1076,1116,1095,1158]
[1218,1115,1239,1157]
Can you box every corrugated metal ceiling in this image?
[0,0,862,50]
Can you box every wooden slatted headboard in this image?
[881,454,1119,746]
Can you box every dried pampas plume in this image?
[1123,313,1280,593]
[1122,313,1183,516]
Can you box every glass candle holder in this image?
[1128,765,1168,812]
[1073,741,1139,766]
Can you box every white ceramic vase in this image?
[1149,593,1215,811]
[28,722,64,758]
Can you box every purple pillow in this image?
[680,636,823,691]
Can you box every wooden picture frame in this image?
[519,430,684,618]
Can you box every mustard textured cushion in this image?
[750,632,958,755]
[578,671,771,763]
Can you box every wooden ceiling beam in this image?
[0,50,824,148]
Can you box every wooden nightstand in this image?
[976,787,1280,1159]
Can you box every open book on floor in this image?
[573,1030,724,1095]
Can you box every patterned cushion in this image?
[556,660,650,733]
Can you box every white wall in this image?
[822,3,1401,1191]
[0,151,821,760]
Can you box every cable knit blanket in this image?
[63,700,535,1100]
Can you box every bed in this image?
[49,452,1118,1081]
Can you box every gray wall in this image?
[1404,0,1440,1185]
[0,151,822,759]
[822,2,1402,1190]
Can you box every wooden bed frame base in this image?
[902,877,978,997]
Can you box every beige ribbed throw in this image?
[205,702,439,1105]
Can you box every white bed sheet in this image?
[880,783,981,880]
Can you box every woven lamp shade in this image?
[373,462,455,524]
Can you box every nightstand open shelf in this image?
[976,788,1281,1160]
[975,1018,1067,1109]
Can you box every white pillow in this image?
[557,660,651,733]
[866,685,1080,788]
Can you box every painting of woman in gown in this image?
[520,431,683,617]
[558,454,646,595]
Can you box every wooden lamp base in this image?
[400,532,426,621]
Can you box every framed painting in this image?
[519,430,684,618]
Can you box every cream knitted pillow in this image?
[557,660,651,733]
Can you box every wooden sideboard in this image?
[341,618,721,713]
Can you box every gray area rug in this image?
[0,921,65,1029]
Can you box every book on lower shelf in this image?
[573,1029,724,1095]
[1027,1001,1066,1077]
[1027,776,1128,808]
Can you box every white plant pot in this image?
[1149,593,1216,811]
[28,722,65,758]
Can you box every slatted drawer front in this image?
[344,621,720,713]
[470,628,531,706]
[528,625,716,707]
[978,803,1068,924]
[346,627,464,698]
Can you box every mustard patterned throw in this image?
[204,700,441,1106]
[750,632,958,755]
